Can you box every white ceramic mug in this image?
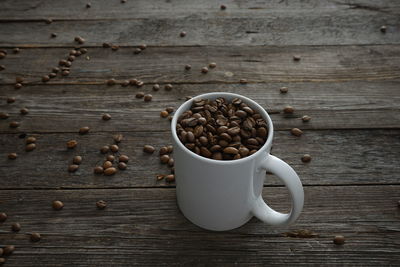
[171,92,304,231]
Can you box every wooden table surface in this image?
[1,0,400,266]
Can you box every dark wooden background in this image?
[0,0,399,266]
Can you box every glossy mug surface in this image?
[171,92,304,231]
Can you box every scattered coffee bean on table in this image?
[0,257,5,264]
[220,4,226,10]
[25,143,36,152]
[301,154,311,163]
[239,79,247,84]
[110,144,119,153]
[280,87,288,93]
[185,64,191,70]
[74,36,85,44]
[45,18,53,24]
[293,55,301,61]
[209,62,217,68]
[30,233,41,242]
[79,126,90,134]
[8,153,17,159]
[119,155,129,162]
[291,128,303,137]
[180,31,186,37]
[136,92,144,98]
[166,107,174,113]
[0,52,6,59]
[106,78,116,86]
[176,97,268,160]
[380,25,387,33]
[111,45,119,51]
[160,154,170,164]
[9,121,20,128]
[100,145,110,154]
[160,110,169,118]
[165,174,175,182]
[159,147,168,155]
[73,156,82,164]
[168,158,174,167]
[96,200,107,209]
[139,44,147,50]
[165,84,173,91]
[106,155,115,162]
[133,48,141,54]
[201,67,208,73]
[0,212,8,222]
[121,80,129,87]
[0,112,9,119]
[67,140,78,149]
[52,200,64,210]
[156,174,165,181]
[26,136,36,144]
[103,161,113,169]
[283,106,294,114]
[152,84,160,91]
[51,32,57,38]
[113,134,123,143]
[302,115,311,122]
[104,167,117,176]
[20,107,29,115]
[333,235,345,245]
[7,97,15,104]
[102,113,111,121]
[0,65,5,71]
[143,145,155,154]
[102,42,110,48]
[13,48,20,54]
[3,245,15,255]
[14,83,22,89]
[144,94,152,102]
[11,222,21,232]
[68,164,79,172]
[94,166,104,174]
[118,162,127,170]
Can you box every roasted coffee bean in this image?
[144,94,152,102]
[0,112,9,119]
[80,48,88,54]
[200,147,212,158]
[199,136,208,146]
[193,146,200,154]
[209,62,217,68]
[113,134,123,143]
[11,222,21,232]
[186,131,195,142]
[30,233,41,242]
[111,45,119,51]
[293,55,301,61]
[73,156,82,164]
[0,65,4,71]
[291,128,303,137]
[137,81,144,87]
[280,87,288,93]
[233,154,241,160]
[102,113,111,120]
[61,70,70,76]
[106,155,115,162]
[165,107,174,113]
[68,55,75,62]
[0,257,4,264]
[0,212,8,222]
[25,143,36,151]
[8,153,17,160]
[249,149,258,155]
[201,67,208,73]
[49,72,57,78]
[283,106,294,114]
[94,166,104,174]
[180,31,186,37]
[159,146,168,155]
[133,48,142,54]
[167,145,173,153]
[220,133,232,142]
[239,79,247,84]
[238,146,250,157]
[110,144,119,152]
[301,154,311,163]
[143,145,155,154]
[167,158,174,167]
[209,144,221,152]
[102,42,110,48]
[0,52,6,59]
[14,83,22,89]
[138,44,147,50]
[49,200,65,212]
[212,152,223,160]
[118,162,127,170]
[68,164,79,172]
[13,47,20,54]
[74,36,85,44]
[79,126,90,134]
[160,154,170,164]
[153,84,160,91]
[165,84,173,91]
[3,245,15,255]
[136,92,144,98]
[302,115,311,122]
[45,18,53,24]
[104,167,117,176]
[119,155,129,163]
[223,147,238,155]
[100,146,109,154]
[42,75,50,82]
[156,174,165,181]
[380,25,387,33]
[185,143,195,150]
[165,174,175,183]
[106,78,116,86]
[256,127,267,138]
[64,61,72,68]
[220,4,226,10]
[333,235,345,245]
[160,110,168,118]
[26,136,36,144]
[185,64,191,70]
[7,97,15,104]
[96,200,107,209]
[67,140,78,149]
[246,138,259,146]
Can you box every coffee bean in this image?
[220,4,226,10]
[138,44,147,50]
[68,55,75,62]
[223,147,238,155]
[13,48,20,54]
[283,106,294,114]
[25,143,36,152]
[160,110,169,118]
[30,232,41,242]
[144,94,152,102]
[167,145,173,153]
[143,145,155,154]
[212,152,223,160]
[129,79,138,85]
[111,45,119,51]
[51,32,58,38]
[302,115,311,122]
[106,155,115,162]
[201,67,208,73]
[137,81,144,87]
[380,25,387,33]
[152,84,160,91]
[238,146,249,157]
[73,155,82,164]
[160,154,170,164]
[26,136,36,144]
[110,144,119,152]
[11,222,21,232]
[136,92,144,98]
[80,48,88,54]
[41,75,50,82]
[301,154,311,163]
[61,70,70,76]
[293,55,301,61]
[200,147,212,158]
[134,48,142,54]
[0,258,5,264]
[185,64,191,70]
[0,112,9,119]
[165,84,173,91]
[159,146,168,155]
[94,166,104,174]
[96,200,107,209]
[256,127,268,138]
[0,65,4,71]
[239,79,247,84]
[100,146,109,154]
[291,128,303,137]
[102,113,111,121]
[67,140,78,149]
[180,31,186,37]
[50,200,64,212]
[118,162,128,170]
[74,36,85,44]
[119,155,129,163]
[8,153,17,160]
[280,87,288,93]
[102,42,110,48]
[0,213,6,222]
[165,107,174,114]
[209,62,217,68]
[106,78,116,86]
[104,167,117,176]
[186,131,195,143]
[45,18,53,24]
[49,72,57,78]
[167,158,174,167]
[113,134,123,143]
[156,174,165,181]
[235,110,247,118]
[165,174,175,183]
[68,164,79,172]
[333,235,345,245]
[14,83,22,89]
[0,52,5,59]
[79,126,90,134]
[7,97,15,104]
[3,245,15,255]
[103,161,113,169]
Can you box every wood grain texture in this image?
[0,1,399,46]
[0,130,399,189]
[0,186,399,266]
[1,81,400,132]
[0,45,399,85]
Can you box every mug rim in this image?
[171,92,274,165]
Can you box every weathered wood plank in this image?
[0,186,399,266]
[1,81,400,132]
[0,130,399,189]
[0,1,399,46]
[0,45,399,85]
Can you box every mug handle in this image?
[251,154,304,226]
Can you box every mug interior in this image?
[171,92,274,164]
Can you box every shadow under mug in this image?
[171,92,304,231]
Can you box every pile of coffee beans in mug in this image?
[176,97,268,160]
